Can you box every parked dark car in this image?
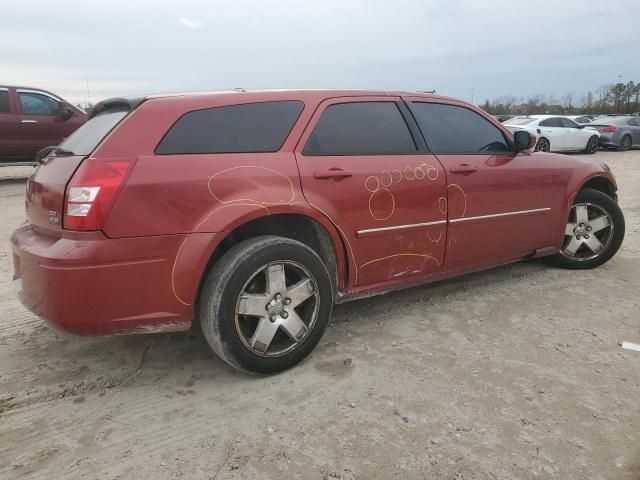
[11,89,624,374]
[590,116,640,151]
[0,86,86,162]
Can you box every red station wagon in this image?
[11,90,625,374]
[0,86,86,161]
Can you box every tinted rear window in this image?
[60,108,128,155]
[0,91,10,113]
[156,101,303,155]
[303,102,416,156]
[410,102,509,153]
[539,117,562,127]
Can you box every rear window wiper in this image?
[35,146,76,162]
[52,147,75,156]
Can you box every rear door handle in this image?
[313,169,353,179]
[449,164,477,174]
[21,120,38,124]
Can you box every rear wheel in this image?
[549,188,624,269]
[584,135,599,154]
[200,236,333,374]
[535,137,550,152]
[618,135,632,151]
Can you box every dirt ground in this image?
[1,151,639,480]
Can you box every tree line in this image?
[481,81,640,116]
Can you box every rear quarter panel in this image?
[100,93,348,298]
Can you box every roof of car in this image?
[141,88,455,102]
[90,89,464,118]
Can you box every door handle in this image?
[449,164,477,174]
[21,120,39,124]
[313,169,353,179]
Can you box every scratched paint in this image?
[172,165,298,306]
[365,162,441,221]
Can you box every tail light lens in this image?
[64,159,134,231]
[602,126,617,133]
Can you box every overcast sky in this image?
[2,0,639,105]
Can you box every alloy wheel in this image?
[561,203,614,261]
[235,261,319,357]
[621,136,631,151]
[587,136,598,153]
[536,138,550,152]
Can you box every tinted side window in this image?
[19,92,58,115]
[303,102,416,156]
[156,101,303,155]
[626,119,638,126]
[0,91,10,114]
[560,118,578,128]
[410,102,509,153]
[539,118,562,127]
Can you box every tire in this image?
[583,135,599,154]
[535,137,550,152]
[548,188,624,269]
[617,135,632,151]
[200,235,333,374]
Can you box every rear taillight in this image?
[63,159,134,231]
[602,126,617,133]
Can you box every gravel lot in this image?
[1,151,639,480]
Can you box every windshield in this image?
[59,108,128,155]
[505,117,536,126]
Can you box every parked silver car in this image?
[590,116,640,151]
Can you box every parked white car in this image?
[503,115,600,154]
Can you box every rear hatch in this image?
[25,100,139,235]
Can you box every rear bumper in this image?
[10,224,217,335]
[597,133,619,147]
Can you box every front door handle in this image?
[313,169,353,179]
[21,120,39,124]
[449,164,477,174]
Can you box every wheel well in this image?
[581,177,616,198]
[199,214,341,304]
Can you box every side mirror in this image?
[514,130,536,152]
[578,124,585,129]
[56,101,74,121]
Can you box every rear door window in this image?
[18,92,59,115]
[60,108,129,155]
[539,117,563,127]
[302,102,416,156]
[409,102,509,153]
[0,90,10,113]
[560,118,579,128]
[156,101,304,155]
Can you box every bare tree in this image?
[562,92,575,112]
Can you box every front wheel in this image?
[535,137,551,152]
[200,236,333,374]
[584,135,599,154]
[549,188,625,269]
